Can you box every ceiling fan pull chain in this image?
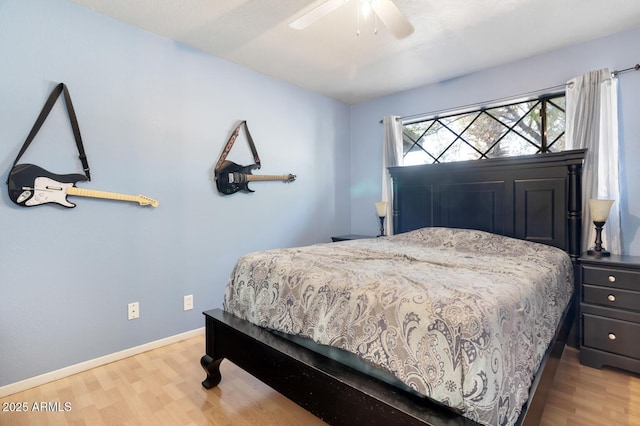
[374,10,378,34]
[356,0,361,35]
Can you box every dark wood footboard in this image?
[201,301,575,426]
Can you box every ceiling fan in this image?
[290,0,415,39]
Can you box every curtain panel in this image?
[565,68,622,254]
[381,116,403,235]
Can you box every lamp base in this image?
[587,221,610,257]
[377,216,385,237]
[586,247,611,257]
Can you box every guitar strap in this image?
[7,83,91,183]
[215,121,261,172]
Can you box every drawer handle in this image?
[608,275,616,283]
[607,294,616,302]
[608,333,616,340]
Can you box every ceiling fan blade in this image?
[371,0,414,39]
[290,0,351,30]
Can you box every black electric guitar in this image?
[7,164,158,208]
[215,160,296,195]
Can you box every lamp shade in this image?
[589,199,614,222]
[375,201,388,217]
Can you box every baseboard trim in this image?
[0,327,205,398]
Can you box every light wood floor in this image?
[1,336,639,426]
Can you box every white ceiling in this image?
[69,0,640,104]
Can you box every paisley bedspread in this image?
[223,227,573,426]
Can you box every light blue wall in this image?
[0,0,350,386]
[350,26,640,255]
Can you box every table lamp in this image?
[375,201,388,237]
[586,199,614,257]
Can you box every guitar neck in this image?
[66,187,158,207]
[245,175,292,182]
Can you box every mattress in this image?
[223,227,573,426]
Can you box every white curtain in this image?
[381,116,403,235]
[565,68,621,254]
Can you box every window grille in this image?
[402,95,565,165]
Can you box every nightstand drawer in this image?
[583,314,640,359]
[583,284,640,313]
[583,265,640,290]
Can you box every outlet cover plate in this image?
[128,302,139,320]
[184,295,193,311]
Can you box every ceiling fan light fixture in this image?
[289,0,413,39]
[360,0,372,20]
[357,0,379,36]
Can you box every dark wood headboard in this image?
[389,149,586,260]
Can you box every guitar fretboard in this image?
[66,187,158,207]
[67,187,136,201]
[245,175,293,182]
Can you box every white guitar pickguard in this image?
[25,176,76,207]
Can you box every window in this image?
[402,94,566,165]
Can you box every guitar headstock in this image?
[137,195,159,207]
[285,174,296,183]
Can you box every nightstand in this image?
[579,254,640,374]
[331,234,375,242]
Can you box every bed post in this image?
[567,161,583,261]
[565,153,585,350]
[391,176,399,235]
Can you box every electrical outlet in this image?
[128,302,139,320]
[183,294,193,311]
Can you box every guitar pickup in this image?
[228,173,235,183]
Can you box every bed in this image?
[201,148,586,426]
